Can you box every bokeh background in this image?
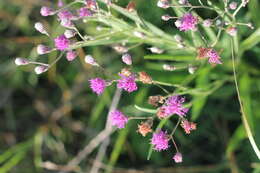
[1,0,260,172]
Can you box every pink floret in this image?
[117,74,138,92]
[151,130,169,151]
[177,13,198,31]
[89,78,106,95]
[109,110,128,129]
[54,34,70,51]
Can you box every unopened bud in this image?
[64,29,76,38]
[175,20,182,28]
[226,27,237,36]
[161,14,171,21]
[137,121,153,137]
[203,19,212,27]
[178,0,188,5]
[85,55,99,66]
[66,50,77,61]
[133,31,145,38]
[157,0,170,8]
[35,65,48,74]
[163,64,175,71]
[126,1,136,12]
[40,6,55,16]
[113,45,128,53]
[37,44,52,55]
[34,22,48,35]
[188,65,197,74]
[121,53,132,65]
[148,47,164,54]
[15,57,29,66]
[120,68,132,77]
[174,34,182,42]
[229,2,237,10]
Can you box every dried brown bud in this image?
[137,120,153,137]
[148,95,164,107]
[197,47,210,59]
[138,71,153,84]
[181,120,197,134]
[126,1,136,12]
[120,68,132,77]
[156,107,166,119]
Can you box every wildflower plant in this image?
[13,0,260,170]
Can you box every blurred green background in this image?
[1,0,260,172]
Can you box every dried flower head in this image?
[197,47,210,59]
[148,95,164,107]
[109,110,128,129]
[126,1,136,12]
[89,78,106,95]
[151,130,169,151]
[181,119,197,134]
[138,71,153,84]
[137,120,153,137]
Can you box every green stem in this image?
[231,38,260,160]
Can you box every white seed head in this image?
[34,66,48,74]
[15,57,29,66]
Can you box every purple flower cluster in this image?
[89,78,106,95]
[54,34,70,51]
[151,130,169,151]
[117,74,138,93]
[109,110,128,129]
[158,95,189,118]
[175,13,198,31]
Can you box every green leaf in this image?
[226,125,246,156]
[134,105,157,114]
[240,28,260,52]
[144,54,194,61]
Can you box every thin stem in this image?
[49,52,64,68]
[171,138,179,152]
[73,27,86,41]
[29,61,49,67]
[232,2,244,18]
[170,117,181,136]
[129,117,152,120]
[231,39,260,160]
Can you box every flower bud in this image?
[188,65,197,74]
[37,44,52,55]
[137,120,153,137]
[34,66,48,74]
[15,57,29,66]
[175,20,182,28]
[148,47,164,54]
[40,6,55,16]
[157,0,170,8]
[85,55,99,66]
[133,31,145,38]
[64,29,76,38]
[178,0,188,5]
[163,64,175,71]
[203,19,212,27]
[121,53,132,65]
[66,51,77,61]
[60,19,74,28]
[173,152,182,163]
[113,45,128,53]
[229,2,237,10]
[174,34,183,42]
[161,14,171,21]
[226,27,237,36]
[34,22,48,35]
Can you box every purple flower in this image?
[66,50,77,61]
[54,34,70,51]
[207,49,222,65]
[40,6,55,16]
[176,13,198,31]
[173,152,182,163]
[77,7,92,18]
[57,10,74,21]
[89,78,106,95]
[160,95,189,117]
[117,74,137,92]
[151,130,169,151]
[109,110,128,129]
